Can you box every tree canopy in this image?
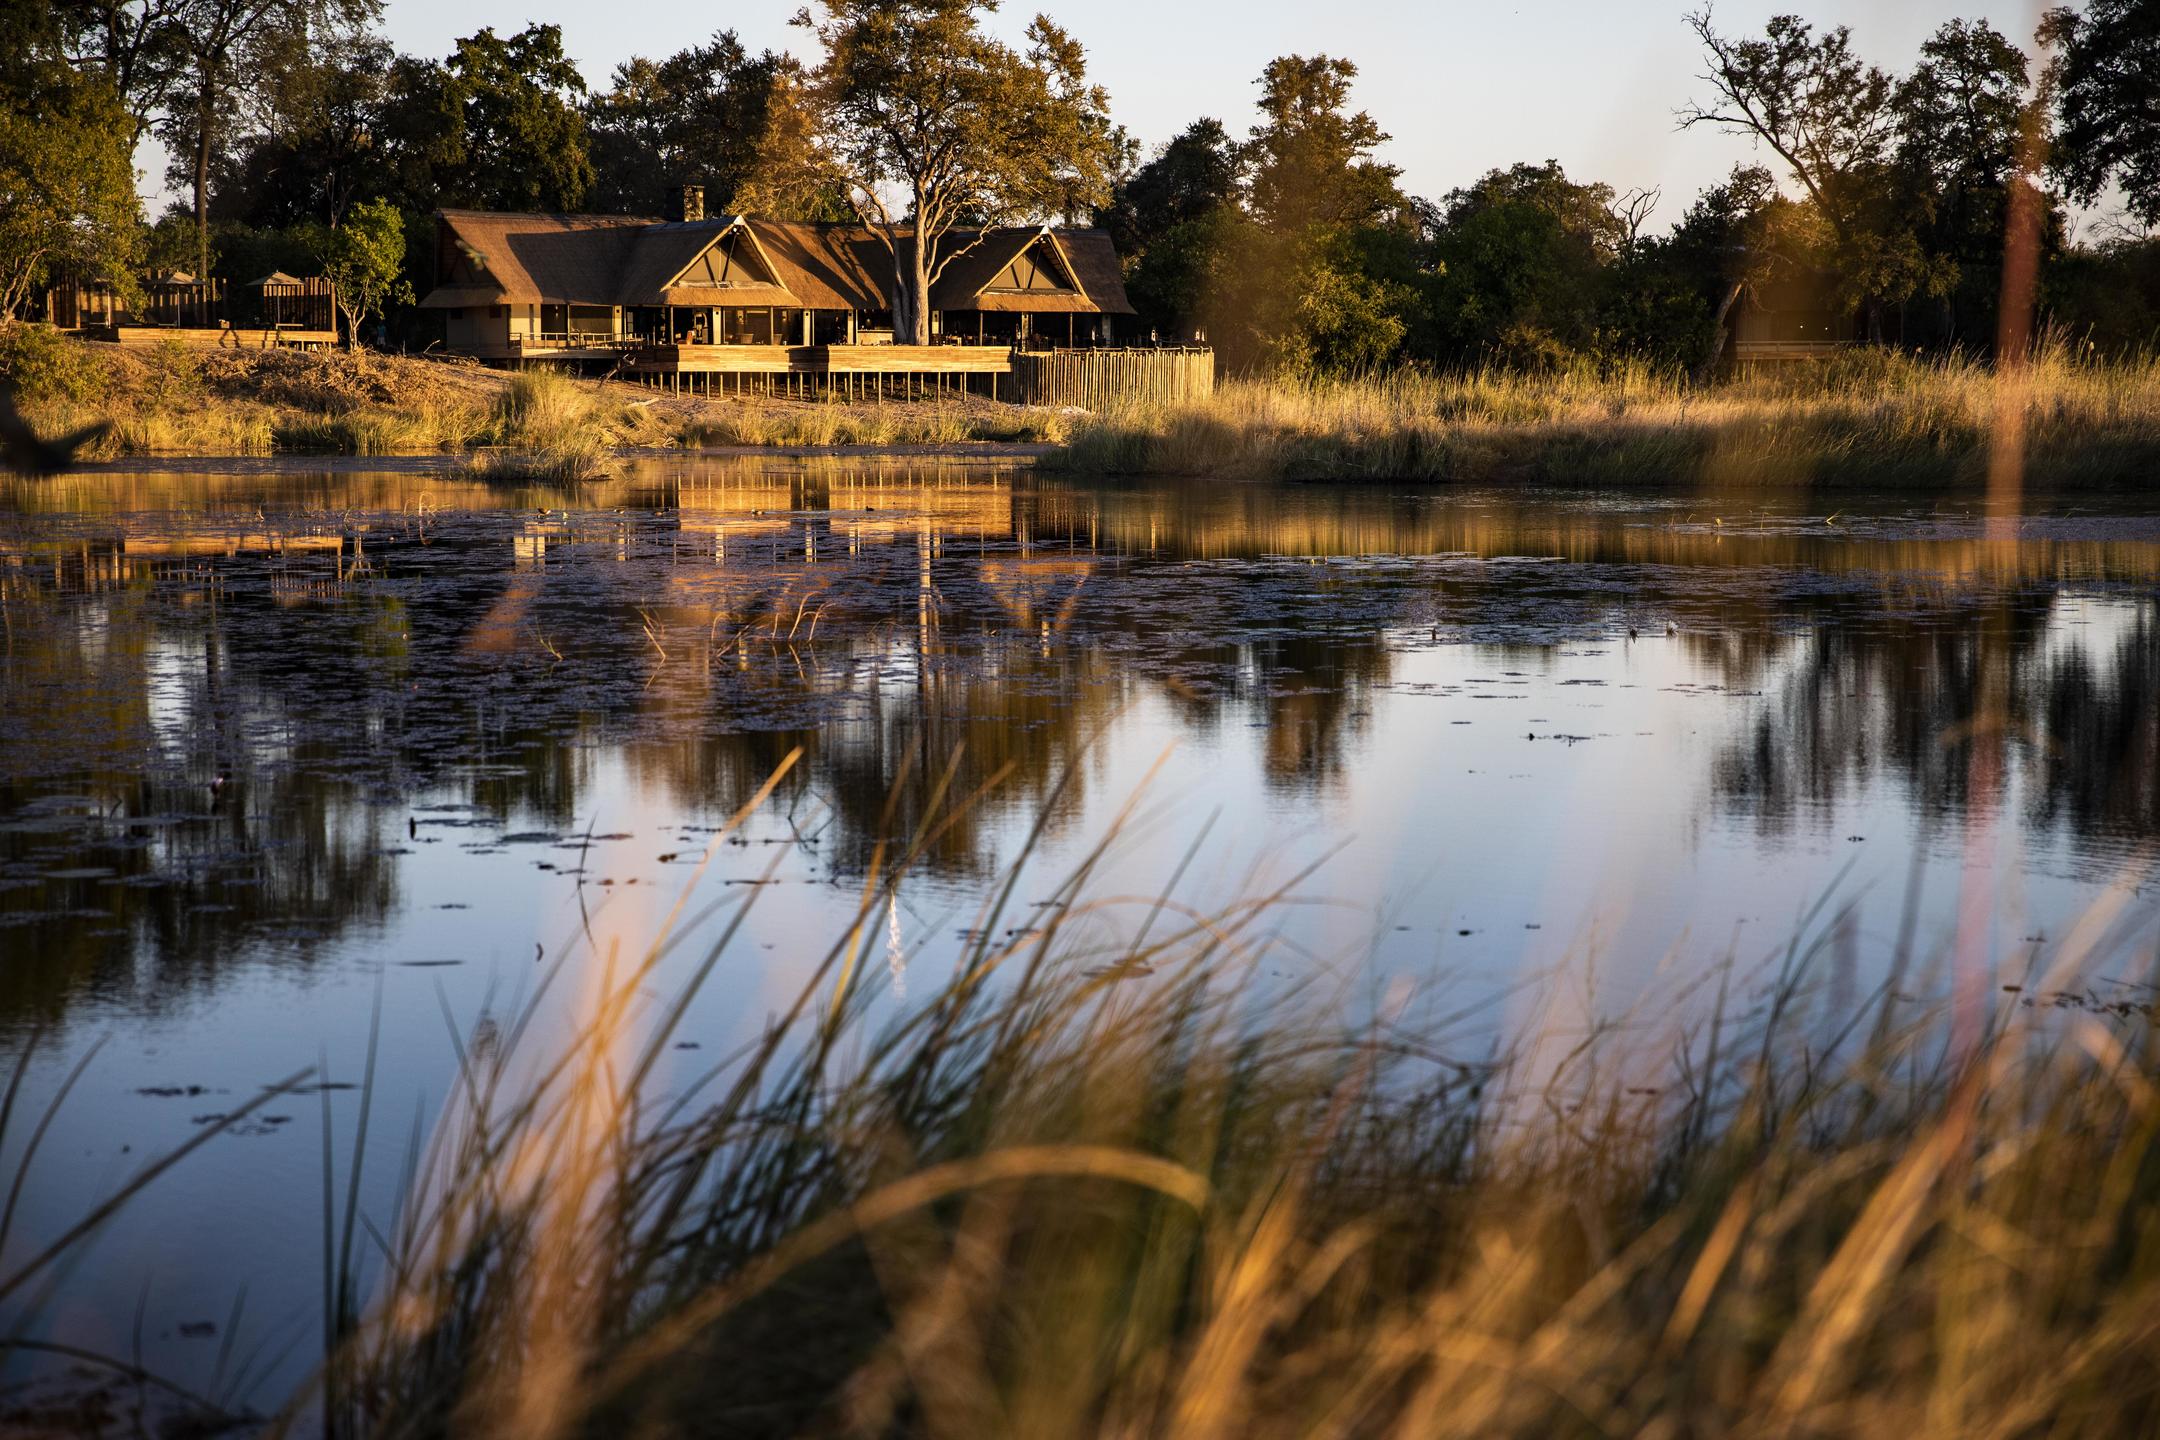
[321,197,410,344]
[792,0,1124,344]
[1678,11,1929,329]
[421,25,594,213]
[0,19,141,318]
[584,32,837,218]
[1244,56,1401,231]
[5,0,2159,365]
[158,0,378,286]
[2048,0,2160,227]
[1097,119,1242,341]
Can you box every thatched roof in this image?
[420,210,1135,316]
[418,284,500,311]
[928,228,1120,313]
[749,222,892,311]
[432,210,650,305]
[618,218,800,308]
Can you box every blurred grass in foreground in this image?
[1049,344,2160,487]
[6,758,2160,1440]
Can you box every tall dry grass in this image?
[11,322,2158,480]
[1050,347,2160,487]
[11,761,2160,1438]
[461,371,623,481]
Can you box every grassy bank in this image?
[0,328,1069,466]
[1049,348,2160,487]
[11,772,2160,1438]
[9,326,2160,487]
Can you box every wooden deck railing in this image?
[503,338,1217,409]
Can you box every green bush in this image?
[138,337,202,409]
[0,321,108,404]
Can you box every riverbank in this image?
[1048,349,2160,487]
[2,333,1072,474]
[11,331,2160,489]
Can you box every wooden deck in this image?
[1731,341,1853,364]
[475,340,1219,408]
[87,325,339,350]
[464,337,634,363]
[625,344,1015,377]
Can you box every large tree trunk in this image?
[1694,280,1744,385]
[194,83,215,296]
[901,188,932,346]
[907,243,931,345]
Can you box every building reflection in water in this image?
[0,459,2156,1031]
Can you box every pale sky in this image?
[157,0,2097,237]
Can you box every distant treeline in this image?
[3,0,2157,373]
[1107,8,2160,374]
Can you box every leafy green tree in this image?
[2043,233,2160,354]
[793,0,1123,345]
[198,216,325,289]
[1098,118,1240,259]
[1680,11,1931,335]
[378,25,594,214]
[1244,55,1402,231]
[1894,19,2053,348]
[585,33,837,218]
[1897,20,2030,192]
[0,52,141,317]
[1206,54,1421,374]
[1278,227,1414,374]
[1424,162,1621,366]
[1652,163,1804,374]
[1123,206,1240,341]
[162,0,377,287]
[2046,0,2160,226]
[48,0,192,145]
[1097,118,1242,338]
[322,197,410,345]
[210,22,396,228]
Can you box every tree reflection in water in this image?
[0,458,2155,1034]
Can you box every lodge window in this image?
[720,308,774,345]
[568,304,614,336]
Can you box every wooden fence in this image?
[43,273,337,338]
[1010,347,1214,409]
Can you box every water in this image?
[2,454,2157,1407]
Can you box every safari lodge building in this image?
[419,192,1140,398]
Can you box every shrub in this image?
[0,321,108,404]
[138,337,203,410]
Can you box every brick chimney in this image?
[669,185,705,223]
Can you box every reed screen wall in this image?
[1011,348,1215,408]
